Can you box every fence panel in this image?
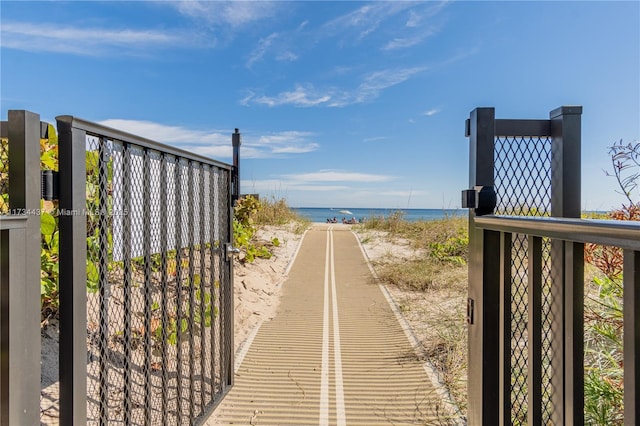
[495,129,556,424]
[465,106,583,425]
[56,116,235,425]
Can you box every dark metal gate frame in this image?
[464,106,583,424]
[464,106,640,425]
[57,115,238,425]
[0,110,239,425]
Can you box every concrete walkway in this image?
[209,225,455,425]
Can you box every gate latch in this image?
[224,243,241,261]
[41,170,59,201]
[462,186,496,216]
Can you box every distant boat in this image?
[338,210,353,215]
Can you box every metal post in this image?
[225,167,234,387]
[564,241,584,425]
[624,249,639,426]
[498,232,513,426]
[231,129,241,205]
[56,115,88,424]
[549,106,583,424]
[466,107,499,425]
[527,236,543,426]
[0,111,41,425]
[550,106,582,219]
[228,130,239,388]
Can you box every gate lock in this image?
[461,186,496,216]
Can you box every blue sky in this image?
[1,1,638,210]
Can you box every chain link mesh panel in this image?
[495,135,557,424]
[83,135,232,425]
[0,136,9,214]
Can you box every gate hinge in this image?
[41,170,59,201]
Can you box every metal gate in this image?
[463,106,583,425]
[463,105,640,426]
[1,110,238,425]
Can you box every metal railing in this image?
[1,110,239,425]
[473,215,640,426]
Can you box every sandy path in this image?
[208,224,461,425]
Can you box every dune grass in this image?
[254,196,310,232]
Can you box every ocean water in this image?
[291,207,465,223]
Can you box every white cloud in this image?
[363,136,388,143]
[255,131,319,154]
[378,190,427,197]
[243,179,348,193]
[357,67,427,97]
[276,51,299,62]
[246,33,299,68]
[175,1,279,28]
[321,1,447,50]
[423,108,441,117]
[381,36,426,51]
[242,66,427,108]
[406,10,422,28]
[283,170,395,183]
[242,84,333,107]
[98,119,318,159]
[0,22,183,55]
[246,33,279,67]
[322,2,413,43]
[243,169,397,198]
[100,119,228,144]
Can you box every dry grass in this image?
[255,196,310,232]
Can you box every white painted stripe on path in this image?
[319,227,331,426]
[330,229,346,425]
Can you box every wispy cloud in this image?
[246,32,299,68]
[242,66,426,108]
[356,67,426,101]
[406,10,423,28]
[174,1,280,28]
[246,33,280,67]
[321,1,447,51]
[423,108,441,117]
[243,169,396,196]
[363,136,388,143]
[381,36,427,51]
[378,190,426,197]
[98,119,318,159]
[241,84,333,107]
[283,170,395,183]
[322,2,413,43]
[243,179,348,193]
[380,2,447,51]
[0,22,183,56]
[256,131,319,154]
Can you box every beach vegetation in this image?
[581,139,640,425]
[233,195,306,262]
[254,195,310,234]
